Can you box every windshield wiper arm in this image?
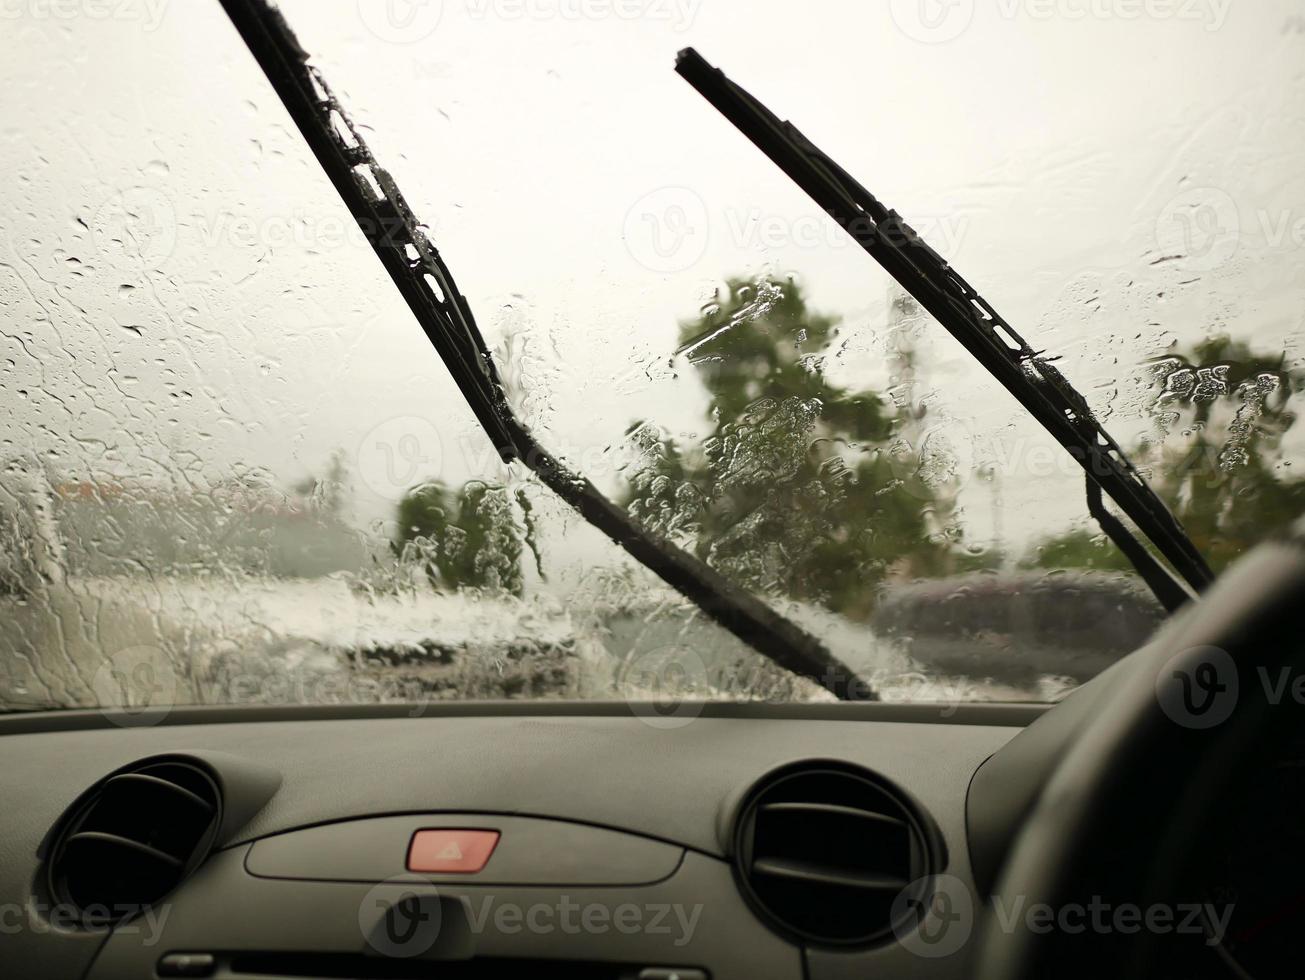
[675,48,1214,612]
[216,0,876,701]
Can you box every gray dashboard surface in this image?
[0,712,1022,977]
[3,714,1020,855]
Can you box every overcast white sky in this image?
[2,0,1304,570]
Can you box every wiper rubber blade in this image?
[216,0,877,701]
[675,48,1214,611]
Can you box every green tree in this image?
[620,279,965,621]
[1027,335,1305,573]
[394,480,524,595]
[293,449,350,518]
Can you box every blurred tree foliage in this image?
[386,285,1304,613]
[293,449,350,518]
[1026,335,1305,573]
[394,481,523,595]
[619,279,972,621]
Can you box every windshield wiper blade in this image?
[216,0,876,701]
[675,48,1214,612]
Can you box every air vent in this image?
[732,762,937,947]
[47,759,221,919]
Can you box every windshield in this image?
[3,1,1303,716]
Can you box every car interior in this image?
[3,1,1303,978]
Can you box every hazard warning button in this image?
[406,829,501,874]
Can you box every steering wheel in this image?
[974,526,1305,979]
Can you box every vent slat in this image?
[752,857,908,892]
[759,801,907,829]
[64,831,184,869]
[102,772,217,816]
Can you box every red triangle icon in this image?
[435,842,463,861]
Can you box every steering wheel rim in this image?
[974,529,1305,979]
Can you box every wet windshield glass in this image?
[3,1,1303,714]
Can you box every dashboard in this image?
[1,703,1027,979]
[0,693,1294,979]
